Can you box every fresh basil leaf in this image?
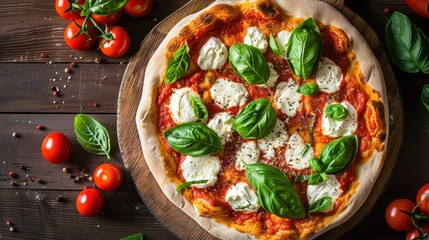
[385,12,429,74]
[320,135,358,174]
[246,163,306,219]
[90,0,128,16]
[120,233,143,240]
[421,84,429,111]
[229,43,270,84]
[269,35,284,57]
[163,122,223,157]
[74,113,111,159]
[233,98,276,139]
[165,44,191,84]
[309,197,333,214]
[297,83,319,96]
[287,18,323,80]
[189,95,208,122]
[176,179,208,192]
[324,103,349,121]
[308,173,325,185]
[309,158,324,173]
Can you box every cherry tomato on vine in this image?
[416,183,429,215]
[55,0,85,20]
[76,188,104,217]
[64,18,98,51]
[99,26,130,58]
[94,163,123,191]
[41,132,72,164]
[385,199,416,231]
[91,10,122,26]
[406,224,429,240]
[405,0,429,19]
[123,0,153,18]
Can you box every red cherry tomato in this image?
[76,188,104,217]
[99,26,130,58]
[406,224,429,240]
[64,18,98,51]
[55,0,85,20]
[94,163,123,191]
[405,0,429,19]
[91,10,122,26]
[416,183,429,215]
[385,199,416,231]
[41,132,72,164]
[123,0,153,18]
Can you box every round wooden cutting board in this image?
[117,0,404,239]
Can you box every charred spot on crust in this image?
[211,4,241,22]
[372,100,387,141]
[256,1,278,19]
[199,13,215,25]
[167,41,181,55]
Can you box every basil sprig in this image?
[324,103,349,121]
[385,12,429,74]
[120,233,143,240]
[176,179,208,192]
[233,98,276,139]
[297,83,319,96]
[269,35,284,57]
[189,95,208,122]
[421,84,429,111]
[246,163,306,219]
[309,196,333,214]
[74,113,111,159]
[229,43,270,85]
[88,0,128,16]
[163,122,222,157]
[165,44,191,84]
[320,135,358,174]
[287,18,323,80]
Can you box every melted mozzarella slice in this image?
[225,182,261,212]
[275,30,291,56]
[274,80,302,117]
[198,37,228,70]
[181,155,221,188]
[322,101,358,138]
[169,87,198,124]
[315,57,343,93]
[244,26,268,53]
[307,175,342,213]
[235,141,260,170]
[285,132,314,170]
[207,112,234,144]
[257,119,289,159]
[210,78,248,109]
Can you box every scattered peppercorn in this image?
[8,171,15,178]
[12,132,19,138]
[56,104,60,109]
[64,68,70,73]
[69,62,75,68]
[75,176,84,182]
[10,181,17,187]
[36,124,43,130]
[56,195,64,202]
[9,227,14,232]
[22,181,27,186]
[37,179,45,184]
[80,105,84,109]
[88,176,94,182]
[95,58,101,63]
[80,167,89,174]
[384,7,390,14]
[20,165,29,171]
[62,167,69,173]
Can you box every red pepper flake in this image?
[69,62,75,68]
[5,220,12,226]
[56,104,60,109]
[29,176,34,182]
[53,91,61,97]
[40,53,47,58]
[92,102,99,107]
[36,124,44,130]
[384,7,390,14]
[8,171,15,178]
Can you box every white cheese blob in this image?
[244,26,268,53]
[285,132,314,170]
[198,37,228,70]
[315,57,343,93]
[275,30,291,56]
[235,141,260,170]
[322,101,358,138]
[307,175,342,213]
[207,112,234,144]
[257,119,289,159]
[210,78,248,109]
[169,87,199,124]
[266,62,279,88]
[274,80,302,117]
[225,182,261,212]
[181,155,221,188]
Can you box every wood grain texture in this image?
[118,0,403,239]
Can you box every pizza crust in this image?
[136,0,389,239]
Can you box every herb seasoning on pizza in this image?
[137,0,388,239]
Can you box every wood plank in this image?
[0,189,175,240]
[0,0,188,63]
[0,114,137,191]
[0,63,124,113]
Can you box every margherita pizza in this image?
[136,0,388,239]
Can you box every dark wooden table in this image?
[0,0,428,239]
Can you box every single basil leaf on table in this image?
[324,103,349,121]
[176,179,208,192]
[229,43,270,85]
[297,83,319,96]
[385,12,429,74]
[189,95,208,122]
[246,163,306,219]
[74,113,111,159]
[287,17,323,80]
[165,44,191,84]
[269,35,284,57]
[233,98,277,139]
[163,122,223,157]
[320,134,358,174]
[90,0,128,16]
[309,196,333,214]
[422,84,429,111]
[120,233,144,240]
